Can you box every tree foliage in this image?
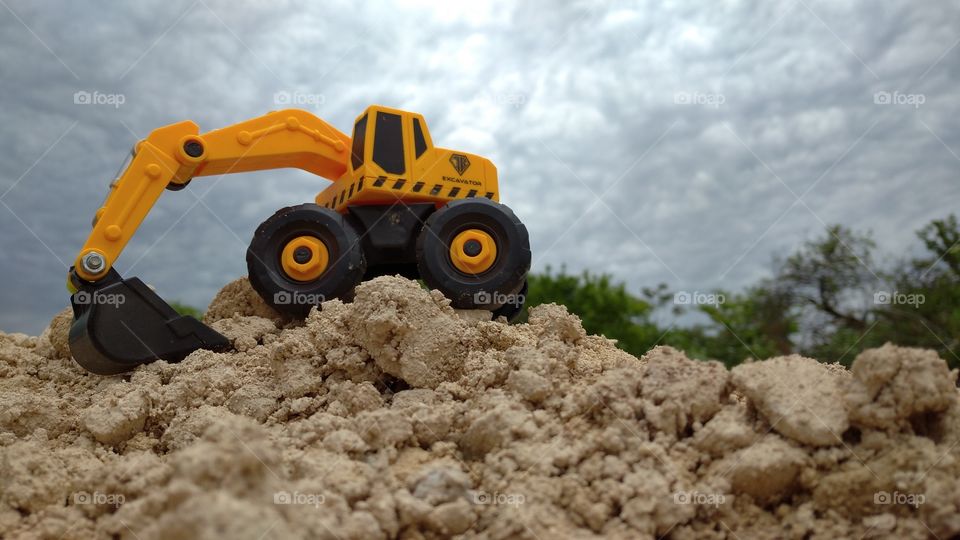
[519,268,663,356]
[169,301,203,320]
[524,215,960,368]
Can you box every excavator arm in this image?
[68,109,351,375]
[72,109,351,283]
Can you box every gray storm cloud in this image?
[0,0,957,333]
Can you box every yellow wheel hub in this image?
[280,236,328,282]
[449,229,497,274]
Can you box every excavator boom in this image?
[73,109,351,283]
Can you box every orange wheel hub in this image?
[449,229,497,274]
[280,236,328,282]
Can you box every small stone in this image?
[732,355,848,446]
[82,389,150,445]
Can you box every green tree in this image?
[520,267,663,356]
[515,216,960,368]
[767,217,960,367]
[871,215,960,366]
[169,301,203,320]
[777,225,878,332]
[694,283,797,367]
[769,225,887,363]
[917,214,960,277]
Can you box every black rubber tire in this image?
[491,279,528,322]
[416,198,530,311]
[247,204,366,318]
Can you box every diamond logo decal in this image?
[449,154,470,175]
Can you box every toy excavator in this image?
[68,105,530,375]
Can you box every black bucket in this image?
[68,268,230,375]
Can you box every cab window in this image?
[413,118,427,158]
[373,111,405,174]
[351,114,367,170]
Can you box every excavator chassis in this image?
[246,199,529,318]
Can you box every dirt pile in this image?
[1,276,958,539]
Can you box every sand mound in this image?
[1,276,959,539]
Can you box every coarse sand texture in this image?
[1,276,958,539]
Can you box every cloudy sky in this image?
[0,0,957,334]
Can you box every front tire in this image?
[247,204,366,317]
[416,198,530,311]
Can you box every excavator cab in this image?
[315,105,499,211]
[67,105,530,375]
[347,106,440,185]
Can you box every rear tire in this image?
[416,198,530,311]
[247,204,366,317]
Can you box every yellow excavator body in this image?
[66,105,528,375]
[73,105,498,283]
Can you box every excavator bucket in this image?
[68,269,229,375]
